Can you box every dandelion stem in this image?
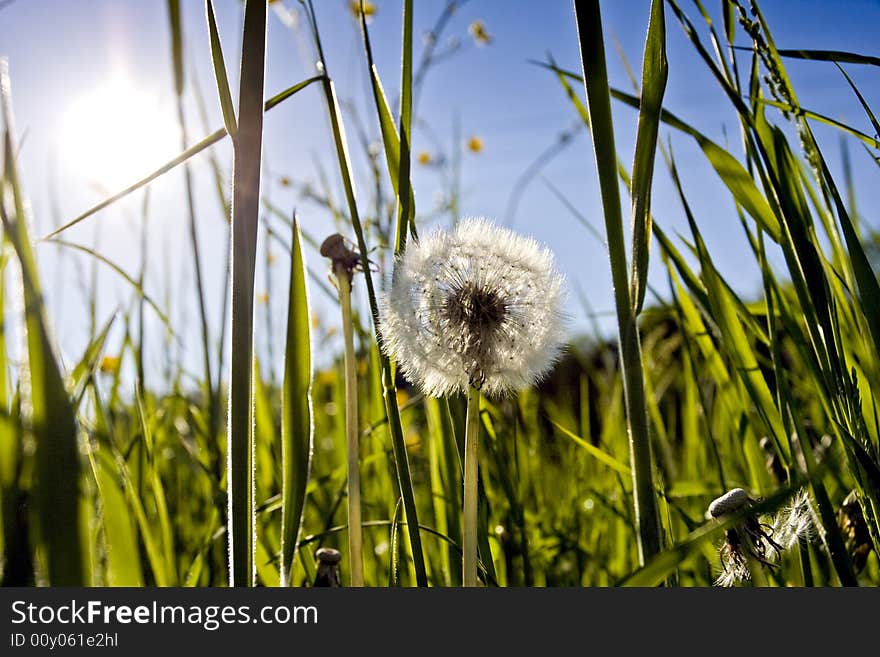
[336,266,363,587]
[463,385,481,587]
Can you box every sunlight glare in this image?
[60,79,180,191]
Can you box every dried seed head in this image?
[772,489,817,550]
[708,488,751,518]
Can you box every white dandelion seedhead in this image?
[379,217,567,397]
[772,488,818,550]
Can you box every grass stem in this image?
[336,265,363,587]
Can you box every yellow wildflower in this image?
[467,135,484,153]
[257,292,269,305]
[417,151,432,165]
[349,1,376,21]
[468,20,492,45]
[99,355,121,375]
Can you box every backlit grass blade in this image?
[43,76,321,241]
[775,48,880,68]
[757,98,879,149]
[86,440,144,586]
[629,0,667,314]
[1,60,86,585]
[167,0,217,449]
[48,239,172,330]
[572,0,662,565]
[280,219,314,586]
[227,0,267,588]
[396,0,415,247]
[205,0,237,137]
[357,2,417,250]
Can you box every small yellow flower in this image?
[267,253,277,266]
[316,370,337,387]
[417,151,432,165]
[467,136,484,153]
[279,176,292,187]
[257,292,269,305]
[99,355,121,375]
[310,313,321,329]
[468,20,492,46]
[349,0,376,21]
[357,358,369,377]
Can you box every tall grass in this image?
[1,0,878,589]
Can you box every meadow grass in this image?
[0,0,878,588]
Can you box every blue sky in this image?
[2,0,879,383]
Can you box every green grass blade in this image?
[357,4,417,251]
[572,0,662,565]
[629,0,667,314]
[48,240,172,330]
[280,219,314,586]
[205,0,238,136]
[775,48,880,68]
[397,0,415,247]
[1,60,86,585]
[227,0,267,588]
[551,420,632,476]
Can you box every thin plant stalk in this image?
[335,265,363,587]
[167,0,216,446]
[303,0,428,586]
[462,386,480,587]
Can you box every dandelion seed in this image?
[707,488,782,587]
[379,217,566,397]
[772,488,817,550]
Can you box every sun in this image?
[60,79,180,191]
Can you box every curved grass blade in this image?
[49,239,172,330]
[1,60,86,585]
[629,0,667,314]
[205,0,237,137]
[357,2,417,250]
[280,219,314,586]
[551,420,631,476]
[227,0,267,588]
[775,48,880,68]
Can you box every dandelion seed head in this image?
[708,487,750,518]
[772,488,817,550]
[379,217,566,397]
